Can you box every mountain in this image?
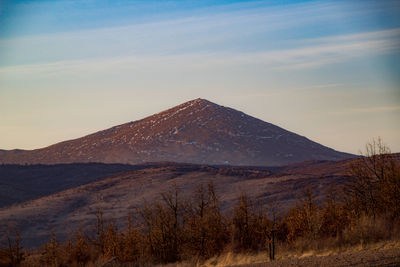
[0,98,353,166]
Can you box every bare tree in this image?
[347,138,400,220]
[1,229,24,267]
[286,187,321,242]
[184,182,229,259]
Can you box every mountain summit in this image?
[0,98,352,165]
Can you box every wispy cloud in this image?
[2,0,398,67]
[330,105,400,115]
[1,27,398,77]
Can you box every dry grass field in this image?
[157,241,400,267]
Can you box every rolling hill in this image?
[0,163,148,208]
[0,159,353,247]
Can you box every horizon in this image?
[1,0,399,154]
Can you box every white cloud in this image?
[1,27,399,78]
[3,0,396,67]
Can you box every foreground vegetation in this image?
[1,139,399,267]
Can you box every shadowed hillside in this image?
[0,159,353,247]
[0,163,147,208]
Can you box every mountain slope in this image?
[0,98,352,165]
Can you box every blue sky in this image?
[0,0,399,153]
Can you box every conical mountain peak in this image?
[0,99,353,166]
[154,98,218,119]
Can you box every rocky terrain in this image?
[0,98,353,166]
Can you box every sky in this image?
[0,0,399,154]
